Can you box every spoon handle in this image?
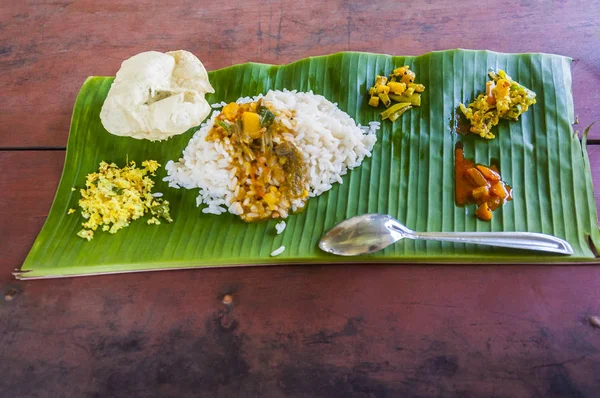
[405,231,574,255]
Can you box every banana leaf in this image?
[17,50,600,279]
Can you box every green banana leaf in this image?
[18,50,600,279]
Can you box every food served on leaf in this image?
[271,246,286,257]
[165,90,379,222]
[454,144,512,221]
[460,69,536,139]
[367,65,425,121]
[100,50,214,141]
[72,160,172,240]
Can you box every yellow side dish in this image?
[74,160,172,241]
[459,70,536,139]
[367,65,425,121]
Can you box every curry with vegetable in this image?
[455,144,512,221]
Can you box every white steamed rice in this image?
[164,89,379,217]
[270,246,286,256]
[275,221,286,234]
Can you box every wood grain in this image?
[2,1,600,396]
[1,262,599,396]
[2,150,600,396]
[1,0,599,147]
[0,151,64,274]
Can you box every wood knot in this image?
[4,288,18,301]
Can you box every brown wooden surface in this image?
[2,0,599,147]
[2,1,600,396]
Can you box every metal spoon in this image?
[318,214,574,256]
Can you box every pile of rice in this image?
[164,89,379,217]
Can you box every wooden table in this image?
[2,1,599,396]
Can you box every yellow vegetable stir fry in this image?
[460,70,536,139]
[367,65,425,121]
[72,160,172,240]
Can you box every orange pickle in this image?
[454,143,512,221]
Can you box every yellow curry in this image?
[460,70,536,139]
